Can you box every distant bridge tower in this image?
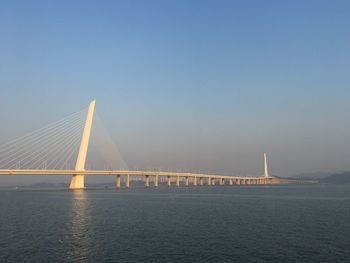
[69,100,96,189]
[264,153,269,178]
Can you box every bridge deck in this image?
[0,169,270,180]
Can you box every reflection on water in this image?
[65,190,94,261]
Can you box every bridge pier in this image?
[167,176,171,187]
[199,177,204,186]
[212,178,216,186]
[116,174,121,189]
[193,176,197,186]
[154,175,159,188]
[145,175,150,188]
[70,175,84,190]
[207,177,211,186]
[125,174,130,188]
[229,179,233,185]
[185,176,189,187]
[220,178,224,186]
[176,176,180,187]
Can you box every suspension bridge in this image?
[0,100,275,189]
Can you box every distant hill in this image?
[286,172,332,180]
[320,171,350,184]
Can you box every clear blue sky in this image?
[0,0,349,179]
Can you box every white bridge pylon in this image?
[264,153,269,178]
[69,100,95,189]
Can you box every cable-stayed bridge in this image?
[0,100,274,189]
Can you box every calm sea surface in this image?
[1,184,350,263]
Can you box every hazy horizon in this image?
[1,0,349,185]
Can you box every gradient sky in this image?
[0,0,349,183]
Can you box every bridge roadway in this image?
[0,169,273,187]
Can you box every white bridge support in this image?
[193,176,197,186]
[69,100,96,189]
[264,153,269,178]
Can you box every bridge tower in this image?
[69,100,96,189]
[264,153,269,178]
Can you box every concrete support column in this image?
[145,175,150,188]
[185,176,189,187]
[199,177,204,186]
[154,175,159,188]
[193,176,197,186]
[220,178,224,186]
[229,179,233,185]
[116,174,121,189]
[207,177,212,186]
[212,178,216,186]
[176,176,180,187]
[167,176,171,187]
[125,174,130,188]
